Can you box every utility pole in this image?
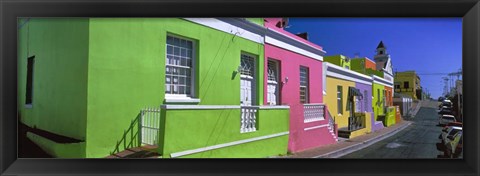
[442,77,449,97]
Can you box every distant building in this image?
[350,57,384,78]
[323,55,351,69]
[394,71,422,100]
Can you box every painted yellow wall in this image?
[324,77,355,129]
[394,72,419,100]
[349,112,372,138]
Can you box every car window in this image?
[449,129,460,136]
[444,117,455,120]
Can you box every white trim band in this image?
[183,18,264,44]
[327,71,373,85]
[161,105,290,110]
[372,75,394,88]
[161,105,240,109]
[165,98,201,103]
[170,131,290,158]
[304,118,324,123]
[304,124,330,131]
[257,106,290,109]
[373,81,394,88]
[265,36,323,61]
[326,63,373,80]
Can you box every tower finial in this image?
[376,41,386,49]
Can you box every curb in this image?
[313,121,413,158]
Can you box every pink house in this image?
[263,18,337,153]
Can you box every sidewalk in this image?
[284,120,413,158]
[279,103,424,158]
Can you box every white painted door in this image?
[240,54,256,106]
[267,82,277,105]
[241,76,254,106]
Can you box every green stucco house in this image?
[18,18,290,158]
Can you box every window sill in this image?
[25,104,33,109]
[165,97,201,103]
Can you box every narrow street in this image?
[341,101,450,158]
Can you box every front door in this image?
[240,54,256,106]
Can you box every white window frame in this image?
[300,66,309,104]
[240,52,258,106]
[267,59,280,105]
[337,85,343,115]
[164,34,199,103]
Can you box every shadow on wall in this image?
[110,113,142,155]
[197,109,234,158]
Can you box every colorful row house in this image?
[322,41,397,137]
[263,18,337,153]
[18,18,295,158]
[18,18,399,158]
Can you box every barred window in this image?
[300,66,309,104]
[165,35,194,96]
[240,54,255,77]
[267,60,278,82]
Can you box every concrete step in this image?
[106,145,160,158]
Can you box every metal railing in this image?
[304,104,325,122]
[240,106,258,133]
[395,88,414,92]
[140,107,162,146]
[348,113,366,131]
[327,109,335,134]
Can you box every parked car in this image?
[440,126,462,143]
[438,122,463,139]
[441,101,453,108]
[438,97,445,102]
[438,99,453,109]
[443,122,462,129]
[439,115,456,126]
[444,131,463,158]
[438,106,453,115]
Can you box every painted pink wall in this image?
[264,18,325,52]
[264,44,335,153]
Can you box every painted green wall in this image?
[384,106,397,127]
[372,83,385,121]
[161,108,289,158]
[324,55,351,69]
[85,18,265,158]
[246,18,264,26]
[27,132,86,158]
[17,18,89,145]
[350,59,383,77]
[350,58,362,71]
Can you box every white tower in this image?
[373,41,393,75]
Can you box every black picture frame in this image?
[1,0,479,175]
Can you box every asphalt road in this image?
[341,101,449,158]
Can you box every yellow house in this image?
[394,71,421,100]
[323,63,372,139]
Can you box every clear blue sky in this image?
[285,18,462,99]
